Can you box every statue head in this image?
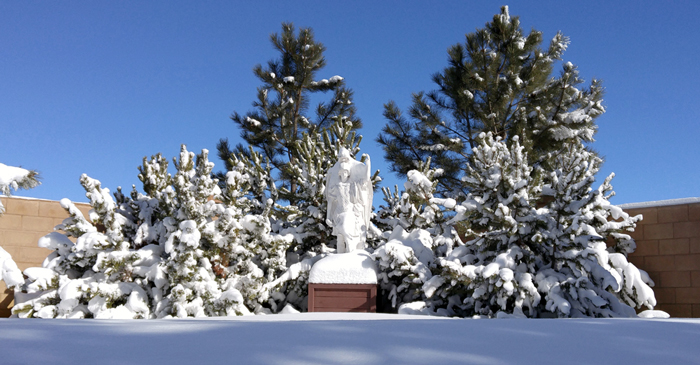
[338,147,352,163]
[339,168,350,182]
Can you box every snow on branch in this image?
[0,163,40,214]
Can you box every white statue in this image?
[325,147,373,253]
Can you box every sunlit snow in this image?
[0,314,698,364]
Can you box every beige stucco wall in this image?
[0,196,91,317]
[623,200,700,317]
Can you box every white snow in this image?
[619,197,700,209]
[308,251,377,284]
[0,163,40,213]
[245,116,261,127]
[0,246,23,288]
[0,314,698,364]
[638,310,671,319]
[312,75,344,86]
[0,163,30,187]
[328,75,343,83]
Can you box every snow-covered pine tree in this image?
[12,146,272,318]
[217,23,360,205]
[0,163,40,214]
[215,147,293,314]
[12,176,156,319]
[157,146,226,317]
[373,160,460,312]
[424,132,544,317]
[377,6,604,197]
[536,141,655,317]
[407,134,655,318]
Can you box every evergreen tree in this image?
[408,134,655,318]
[373,160,460,312]
[378,6,604,197]
[536,141,655,317]
[428,132,545,317]
[217,23,360,204]
[12,146,285,318]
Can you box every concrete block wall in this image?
[622,199,700,318]
[0,196,91,317]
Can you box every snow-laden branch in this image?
[0,246,24,288]
[0,162,40,214]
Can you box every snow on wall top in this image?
[619,197,700,209]
[308,250,378,284]
[0,194,89,204]
[0,194,48,201]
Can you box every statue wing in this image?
[325,163,341,225]
[350,158,372,230]
[363,177,372,231]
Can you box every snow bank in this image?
[638,309,671,319]
[0,314,698,365]
[308,251,377,284]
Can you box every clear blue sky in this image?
[2,1,699,207]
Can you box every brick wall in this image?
[0,196,91,317]
[623,199,700,318]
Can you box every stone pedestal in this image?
[307,251,378,313]
[307,283,376,312]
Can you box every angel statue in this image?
[325,147,373,253]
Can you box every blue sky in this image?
[2,1,699,207]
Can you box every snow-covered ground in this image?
[1,313,699,364]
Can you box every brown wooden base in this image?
[307,283,377,312]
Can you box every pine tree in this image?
[12,180,156,319]
[12,147,266,318]
[217,23,360,204]
[378,6,604,197]
[536,141,655,317]
[405,134,656,318]
[424,132,544,317]
[373,160,460,312]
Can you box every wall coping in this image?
[619,197,700,209]
[0,195,89,204]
